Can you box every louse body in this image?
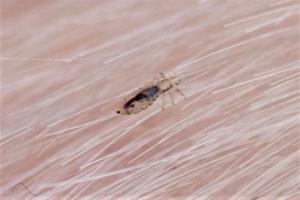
[116,73,184,115]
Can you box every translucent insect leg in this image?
[175,88,186,99]
[169,92,175,106]
[159,72,166,79]
[160,95,167,110]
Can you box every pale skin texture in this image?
[1,0,299,199]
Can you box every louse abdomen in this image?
[124,93,148,108]
[141,86,160,100]
[124,86,160,109]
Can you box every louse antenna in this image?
[11,182,39,197]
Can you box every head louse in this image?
[116,73,184,115]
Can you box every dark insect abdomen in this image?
[141,86,160,100]
[124,93,148,108]
[124,86,160,109]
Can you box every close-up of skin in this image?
[1,0,299,199]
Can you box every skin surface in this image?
[1,0,299,199]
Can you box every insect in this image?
[116,72,185,115]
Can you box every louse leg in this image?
[159,72,166,79]
[169,92,175,105]
[160,95,167,110]
[175,88,186,99]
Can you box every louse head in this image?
[170,76,181,86]
[159,76,181,91]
